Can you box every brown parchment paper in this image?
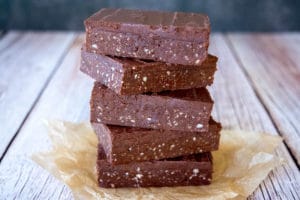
[32,121,283,200]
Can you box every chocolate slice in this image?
[85,8,210,65]
[90,82,213,132]
[97,145,212,188]
[92,118,221,165]
[81,46,217,95]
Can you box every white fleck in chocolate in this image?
[169,144,175,150]
[96,118,101,122]
[196,124,203,129]
[193,137,196,141]
[166,71,171,75]
[184,56,189,61]
[147,117,152,121]
[128,147,132,151]
[140,152,144,156]
[142,76,147,82]
[125,172,129,176]
[92,44,98,49]
[134,74,138,79]
[116,48,121,52]
[136,167,140,172]
[136,174,143,179]
[193,168,199,174]
[195,59,200,64]
[130,119,136,123]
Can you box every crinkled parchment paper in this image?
[32,121,283,200]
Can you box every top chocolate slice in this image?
[85,8,210,65]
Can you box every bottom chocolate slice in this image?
[97,145,213,188]
[92,118,221,165]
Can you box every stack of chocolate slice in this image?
[81,8,222,188]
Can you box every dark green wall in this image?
[1,0,300,31]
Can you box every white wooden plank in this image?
[0,33,299,199]
[209,34,300,200]
[0,31,75,158]
[227,33,300,165]
[0,32,23,52]
[0,34,93,199]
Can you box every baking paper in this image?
[32,120,282,200]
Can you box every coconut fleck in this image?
[170,144,175,150]
[92,44,98,49]
[196,124,203,129]
[143,76,147,82]
[193,168,199,174]
[136,174,143,179]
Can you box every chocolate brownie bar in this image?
[92,118,221,165]
[97,145,212,188]
[81,47,217,95]
[90,82,213,132]
[85,8,210,65]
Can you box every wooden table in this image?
[0,32,299,199]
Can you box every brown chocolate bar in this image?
[92,118,221,165]
[81,46,217,95]
[90,82,213,132]
[85,8,210,65]
[97,145,212,188]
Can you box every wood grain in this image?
[227,33,300,165]
[0,32,299,199]
[0,33,93,199]
[209,34,300,200]
[0,31,75,159]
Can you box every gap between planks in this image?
[0,32,76,161]
[0,33,299,199]
[224,34,300,168]
[225,33,300,167]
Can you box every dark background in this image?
[1,0,300,31]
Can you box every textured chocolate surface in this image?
[92,118,221,165]
[90,82,213,132]
[81,46,217,95]
[97,145,212,188]
[85,8,210,65]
